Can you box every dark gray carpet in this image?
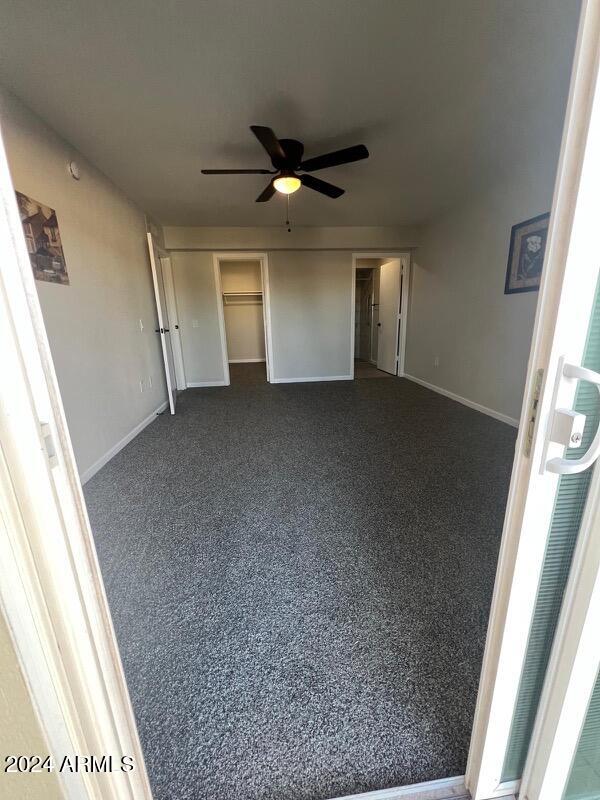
[84,366,516,800]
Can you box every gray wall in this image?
[268,251,353,381]
[164,226,420,250]
[171,250,355,385]
[406,159,559,422]
[220,260,265,362]
[170,251,226,385]
[1,88,166,479]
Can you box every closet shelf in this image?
[222,291,263,306]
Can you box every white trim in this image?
[351,258,357,377]
[80,401,169,484]
[261,254,274,382]
[212,254,231,386]
[228,358,266,363]
[330,775,468,800]
[397,254,411,377]
[270,375,353,384]
[186,380,229,388]
[403,373,518,427]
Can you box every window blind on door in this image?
[563,665,600,799]
[502,279,600,781]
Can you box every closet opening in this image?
[216,255,271,386]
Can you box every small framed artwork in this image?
[504,212,549,294]
[15,191,69,285]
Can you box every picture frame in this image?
[15,191,69,285]
[504,212,549,294]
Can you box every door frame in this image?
[351,252,411,378]
[212,252,272,384]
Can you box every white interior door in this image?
[377,258,401,374]
[160,255,186,390]
[147,232,177,414]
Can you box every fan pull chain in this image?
[285,194,292,233]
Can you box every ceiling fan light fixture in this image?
[273,172,301,195]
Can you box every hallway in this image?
[84,373,516,800]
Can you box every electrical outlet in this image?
[434,356,440,367]
[139,379,144,393]
[139,319,144,332]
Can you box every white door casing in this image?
[147,232,177,413]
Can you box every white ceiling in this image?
[0,0,580,227]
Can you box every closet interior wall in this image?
[220,260,266,364]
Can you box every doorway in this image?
[214,253,271,386]
[353,253,410,379]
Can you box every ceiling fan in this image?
[201,125,369,202]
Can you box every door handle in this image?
[546,362,600,475]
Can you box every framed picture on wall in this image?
[504,212,550,294]
[15,191,69,285]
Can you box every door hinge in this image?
[40,422,58,468]
[524,368,544,457]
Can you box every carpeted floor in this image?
[229,361,268,384]
[84,365,516,800]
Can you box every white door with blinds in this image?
[466,4,600,798]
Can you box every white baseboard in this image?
[80,400,169,484]
[228,358,266,363]
[186,380,229,387]
[270,375,353,384]
[403,374,518,427]
[331,775,467,800]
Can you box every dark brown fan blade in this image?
[300,174,344,198]
[256,181,276,202]
[299,144,369,172]
[250,126,286,161]
[201,169,274,174]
